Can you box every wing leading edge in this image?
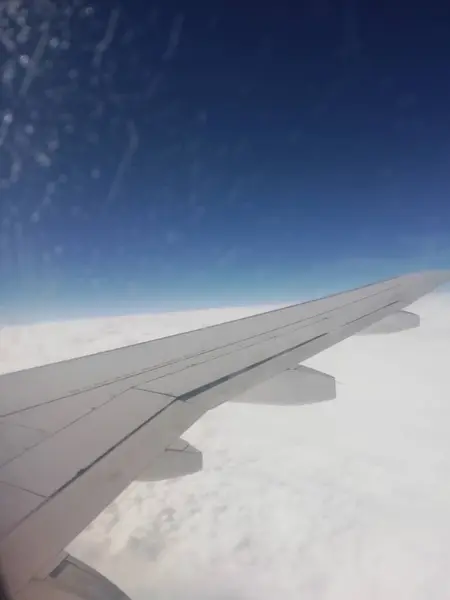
[0,270,449,599]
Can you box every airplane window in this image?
[1,2,450,600]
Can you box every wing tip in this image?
[409,269,450,286]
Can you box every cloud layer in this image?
[3,295,449,599]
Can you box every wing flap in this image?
[0,389,172,497]
[232,365,336,405]
[137,440,202,481]
[0,422,48,467]
[0,482,43,539]
[357,310,420,334]
[0,386,123,433]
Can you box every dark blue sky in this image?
[1,0,450,322]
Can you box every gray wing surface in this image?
[0,270,449,599]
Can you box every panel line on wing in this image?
[134,294,401,392]
[343,300,400,325]
[111,282,402,375]
[0,282,402,419]
[175,332,329,401]
[127,285,401,390]
[43,398,180,501]
[174,300,399,402]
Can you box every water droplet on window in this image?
[2,61,16,85]
[19,55,30,67]
[35,152,51,167]
[82,6,94,17]
[48,139,59,152]
[17,26,30,44]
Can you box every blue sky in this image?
[1,0,450,322]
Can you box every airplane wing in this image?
[1,270,449,600]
